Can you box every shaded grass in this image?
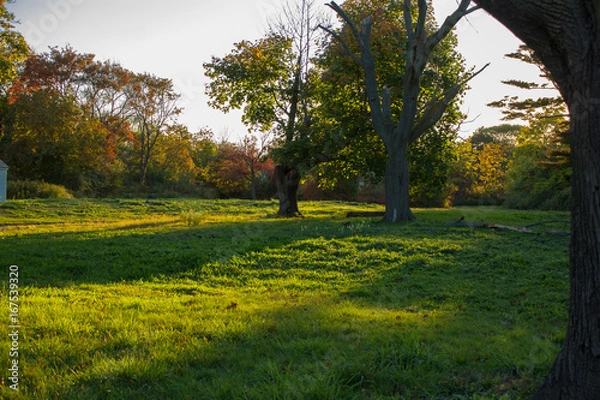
[0,199,569,399]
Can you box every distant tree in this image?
[504,112,571,210]
[484,44,570,210]
[205,142,249,197]
[5,46,137,193]
[4,46,188,193]
[82,59,137,167]
[449,139,511,205]
[240,133,273,200]
[203,137,275,199]
[126,73,181,186]
[470,124,520,150]
[1,89,106,191]
[148,124,198,189]
[321,0,486,221]
[8,45,96,102]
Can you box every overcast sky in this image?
[7,0,548,140]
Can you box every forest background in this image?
[0,0,571,211]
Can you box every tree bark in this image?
[275,164,301,217]
[250,168,257,201]
[384,142,415,222]
[534,54,600,400]
[474,1,600,397]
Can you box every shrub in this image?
[7,180,73,199]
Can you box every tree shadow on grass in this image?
[3,217,570,399]
[1,216,351,287]
[54,275,565,399]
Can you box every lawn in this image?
[0,199,570,399]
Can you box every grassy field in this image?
[0,199,570,399]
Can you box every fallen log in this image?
[346,211,385,218]
[448,216,570,235]
[446,216,486,228]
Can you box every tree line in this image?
[0,0,569,211]
[0,44,272,198]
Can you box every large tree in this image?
[322,0,486,221]
[473,1,600,398]
[293,0,465,209]
[204,0,324,216]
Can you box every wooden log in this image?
[346,211,385,218]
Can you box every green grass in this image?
[0,199,570,399]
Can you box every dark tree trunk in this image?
[250,168,257,201]
[384,142,415,222]
[275,164,301,217]
[473,1,600,397]
[533,52,600,400]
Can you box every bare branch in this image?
[403,0,414,38]
[382,86,394,128]
[410,63,490,142]
[318,24,362,65]
[426,0,480,53]
[415,0,429,45]
[325,2,364,48]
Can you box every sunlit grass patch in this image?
[0,199,569,399]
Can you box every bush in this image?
[7,180,73,199]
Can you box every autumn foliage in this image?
[0,46,275,198]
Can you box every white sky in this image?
[7,0,549,140]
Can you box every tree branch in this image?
[426,0,479,54]
[322,1,388,143]
[415,0,429,46]
[410,62,490,142]
[318,24,362,66]
[325,2,364,49]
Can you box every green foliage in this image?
[487,45,564,122]
[1,90,107,193]
[454,44,571,211]
[0,199,569,399]
[0,0,29,87]
[7,180,73,199]
[450,117,570,210]
[471,124,521,150]
[203,33,296,134]
[409,119,461,207]
[450,140,512,206]
[308,0,466,204]
[504,146,571,211]
[502,108,570,210]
